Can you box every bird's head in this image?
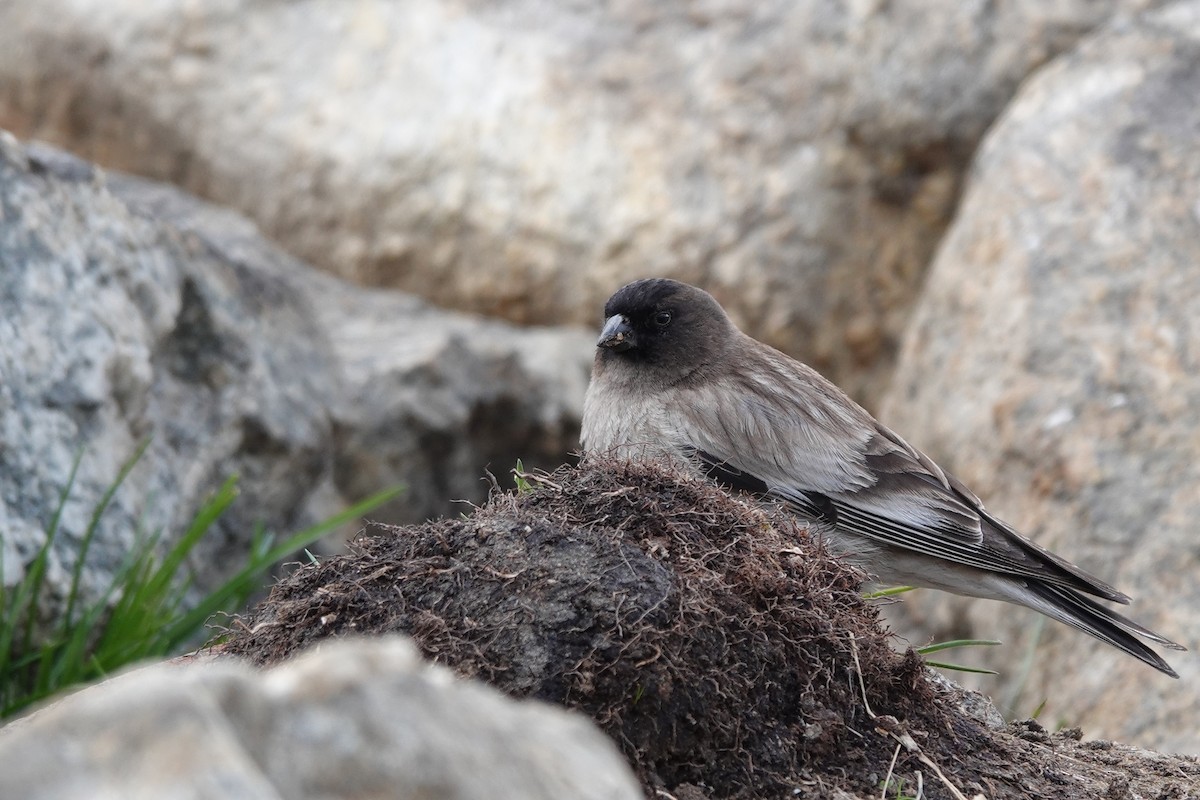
[594,278,736,384]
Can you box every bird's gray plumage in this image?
[581,278,1184,677]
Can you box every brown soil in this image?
[221,459,1199,799]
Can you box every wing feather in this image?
[677,346,983,545]
[676,340,1125,601]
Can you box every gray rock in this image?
[0,0,1155,405]
[0,132,590,620]
[880,2,1200,752]
[923,669,1006,731]
[0,636,641,800]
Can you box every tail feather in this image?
[1026,582,1183,678]
[977,507,1131,604]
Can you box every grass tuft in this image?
[917,638,1002,676]
[511,459,534,494]
[866,586,1003,676]
[0,443,401,718]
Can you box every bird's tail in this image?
[1023,581,1184,678]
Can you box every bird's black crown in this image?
[597,278,733,378]
[602,278,691,321]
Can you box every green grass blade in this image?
[2,455,400,719]
[2,450,84,712]
[148,476,240,595]
[101,477,240,660]
[918,638,1002,675]
[159,485,402,650]
[0,542,10,698]
[1029,698,1048,720]
[512,460,533,493]
[923,660,1000,675]
[46,602,104,692]
[916,639,1002,655]
[13,450,85,661]
[88,541,164,668]
[861,585,917,599]
[38,536,155,706]
[61,439,151,635]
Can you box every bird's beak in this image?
[597,314,636,351]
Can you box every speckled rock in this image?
[0,133,590,623]
[0,0,1155,405]
[880,2,1200,753]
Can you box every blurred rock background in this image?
[0,0,1196,754]
[1,0,1164,404]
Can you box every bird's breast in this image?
[581,377,692,467]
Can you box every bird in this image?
[580,277,1184,677]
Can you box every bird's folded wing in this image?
[678,359,1123,598]
[676,362,986,550]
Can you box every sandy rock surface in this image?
[881,1,1200,753]
[0,0,1156,404]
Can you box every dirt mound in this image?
[222,459,1200,799]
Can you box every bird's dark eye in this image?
[652,311,673,328]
